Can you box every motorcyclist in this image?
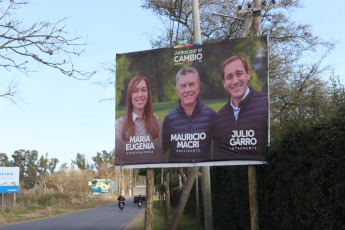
[117,194,125,208]
[138,195,143,206]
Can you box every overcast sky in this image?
[0,0,344,167]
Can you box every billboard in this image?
[91,179,110,193]
[115,36,269,168]
[0,167,19,193]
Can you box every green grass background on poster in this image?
[115,36,268,123]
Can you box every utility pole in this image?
[192,0,213,229]
[237,1,279,230]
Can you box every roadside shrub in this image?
[259,119,345,230]
[37,194,54,206]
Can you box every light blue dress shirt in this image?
[230,87,250,121]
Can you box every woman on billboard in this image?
[115,75,164,165]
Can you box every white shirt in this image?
[132,111,141,122]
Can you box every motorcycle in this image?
[119,200,125,211]
[138,200,142,208]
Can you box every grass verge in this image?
[0,197,114,225]
[137,201,206,230]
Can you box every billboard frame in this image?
[115,36,270,169]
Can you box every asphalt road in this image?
[0,197,144,230]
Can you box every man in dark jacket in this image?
[213,55,268,161]
[163,67,216,163]
[117,194,125,208]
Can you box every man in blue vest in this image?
[163,67,215,163]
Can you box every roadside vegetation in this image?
[0,188,114,224]
[0,151,122,224]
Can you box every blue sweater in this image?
[163,96,216,163]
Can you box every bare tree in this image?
[94,62,115,102]
[0,0,95,102]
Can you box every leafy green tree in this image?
[11,149,39,189]
[23,150,39,189]
[48,158,59,174]
[38,154,49,176]
[37,153,59,175]
[0,153,10,166]
[11,149,26,181]
[71,153,92,171]
[59,163,68,171]
[91,150,114,169]
[3,149,60,189]
[91,150,116,179]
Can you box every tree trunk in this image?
[201,166,213,230]
[145,168,154,230]
[248,165,260,230]
[177,167,187,184]
[168,167,199,230]
[165,168,170,224]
